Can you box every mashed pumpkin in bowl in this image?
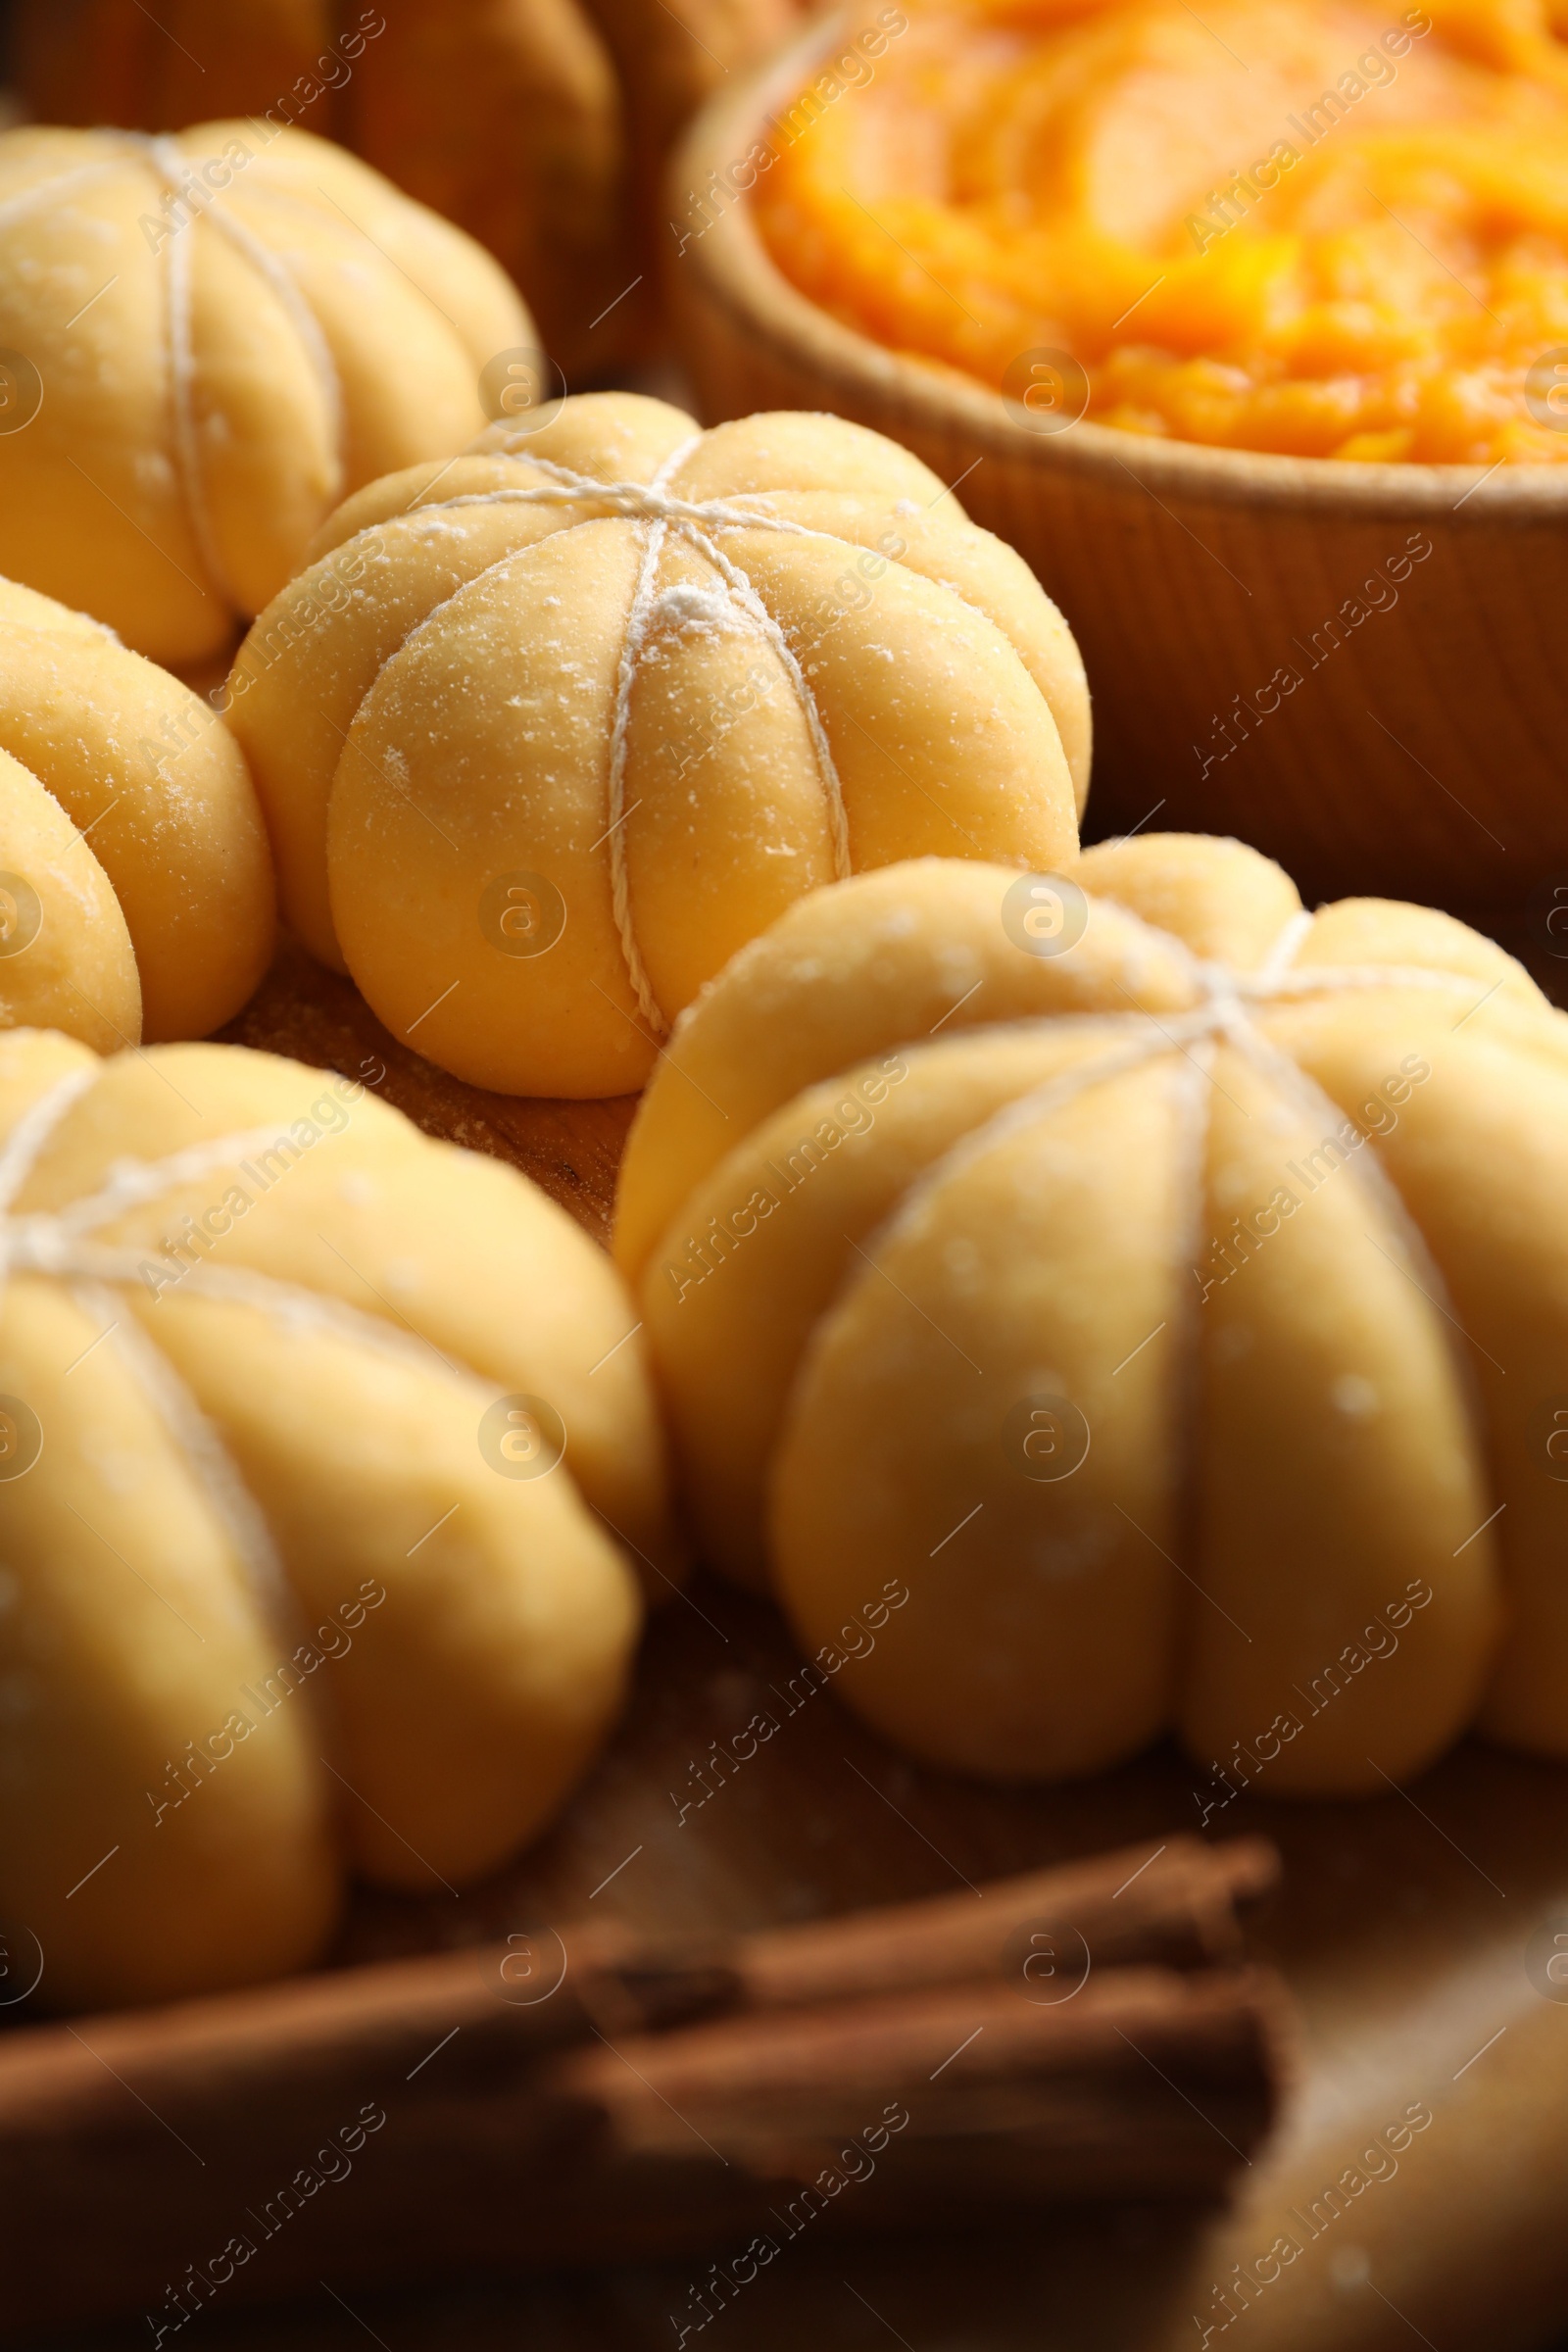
[754,0,1568,461]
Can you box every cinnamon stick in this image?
[532,1965,1290,2250]
[574,1833,1280,2032]
[0,1838,1286,2337]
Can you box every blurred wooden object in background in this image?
[669,10,1568,917]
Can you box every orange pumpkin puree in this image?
[754,0,1568,461]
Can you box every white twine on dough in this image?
[0,158,122,236]
[141,136,239,613]
[72,1274,296,1631]
[117,131,346,617]
[189,186,344,463]
[0,1063,492,1624]
[605,436,702,1035]
[852,905,1505,1462]
[0,1062,98,1222]
[389,447,858,1035]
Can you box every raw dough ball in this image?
[13,0,806,378]
[0,121,531,663]
[228,392,1089,1098]
[0,576,274,1047]
[0,1031,671,2010]
[616,835,1568,1794]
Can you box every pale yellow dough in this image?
[0,1031,670,2009]
[228,393,1089,1099]
[615,835,1568,1794]
[0,576,274,1045]
[0,122,531,663]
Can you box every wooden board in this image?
[19,941,1568,2352]
[220,941,638,1249]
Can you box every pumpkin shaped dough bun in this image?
[616,834,1568,1796]
[228,392,1090,1099]
[0,120,531,665]
[0,1030,673,2013]
[0,577,273,1050]
[12,0,808,377]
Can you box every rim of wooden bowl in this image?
[670,6,1568,521]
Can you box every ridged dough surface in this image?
[229,393,1089,1098]
[0,576,274,1041]
[617,835,1568,1794]
[0,1030,667,2009]
[0,744,139,1052]
[0,122,530,662]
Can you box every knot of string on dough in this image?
[399,446,857,1040]
[856,906,1498,1452]
[997,907,1497,1173]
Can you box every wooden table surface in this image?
[24,917,1568,2352]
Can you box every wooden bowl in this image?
[666,13,1568,916]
